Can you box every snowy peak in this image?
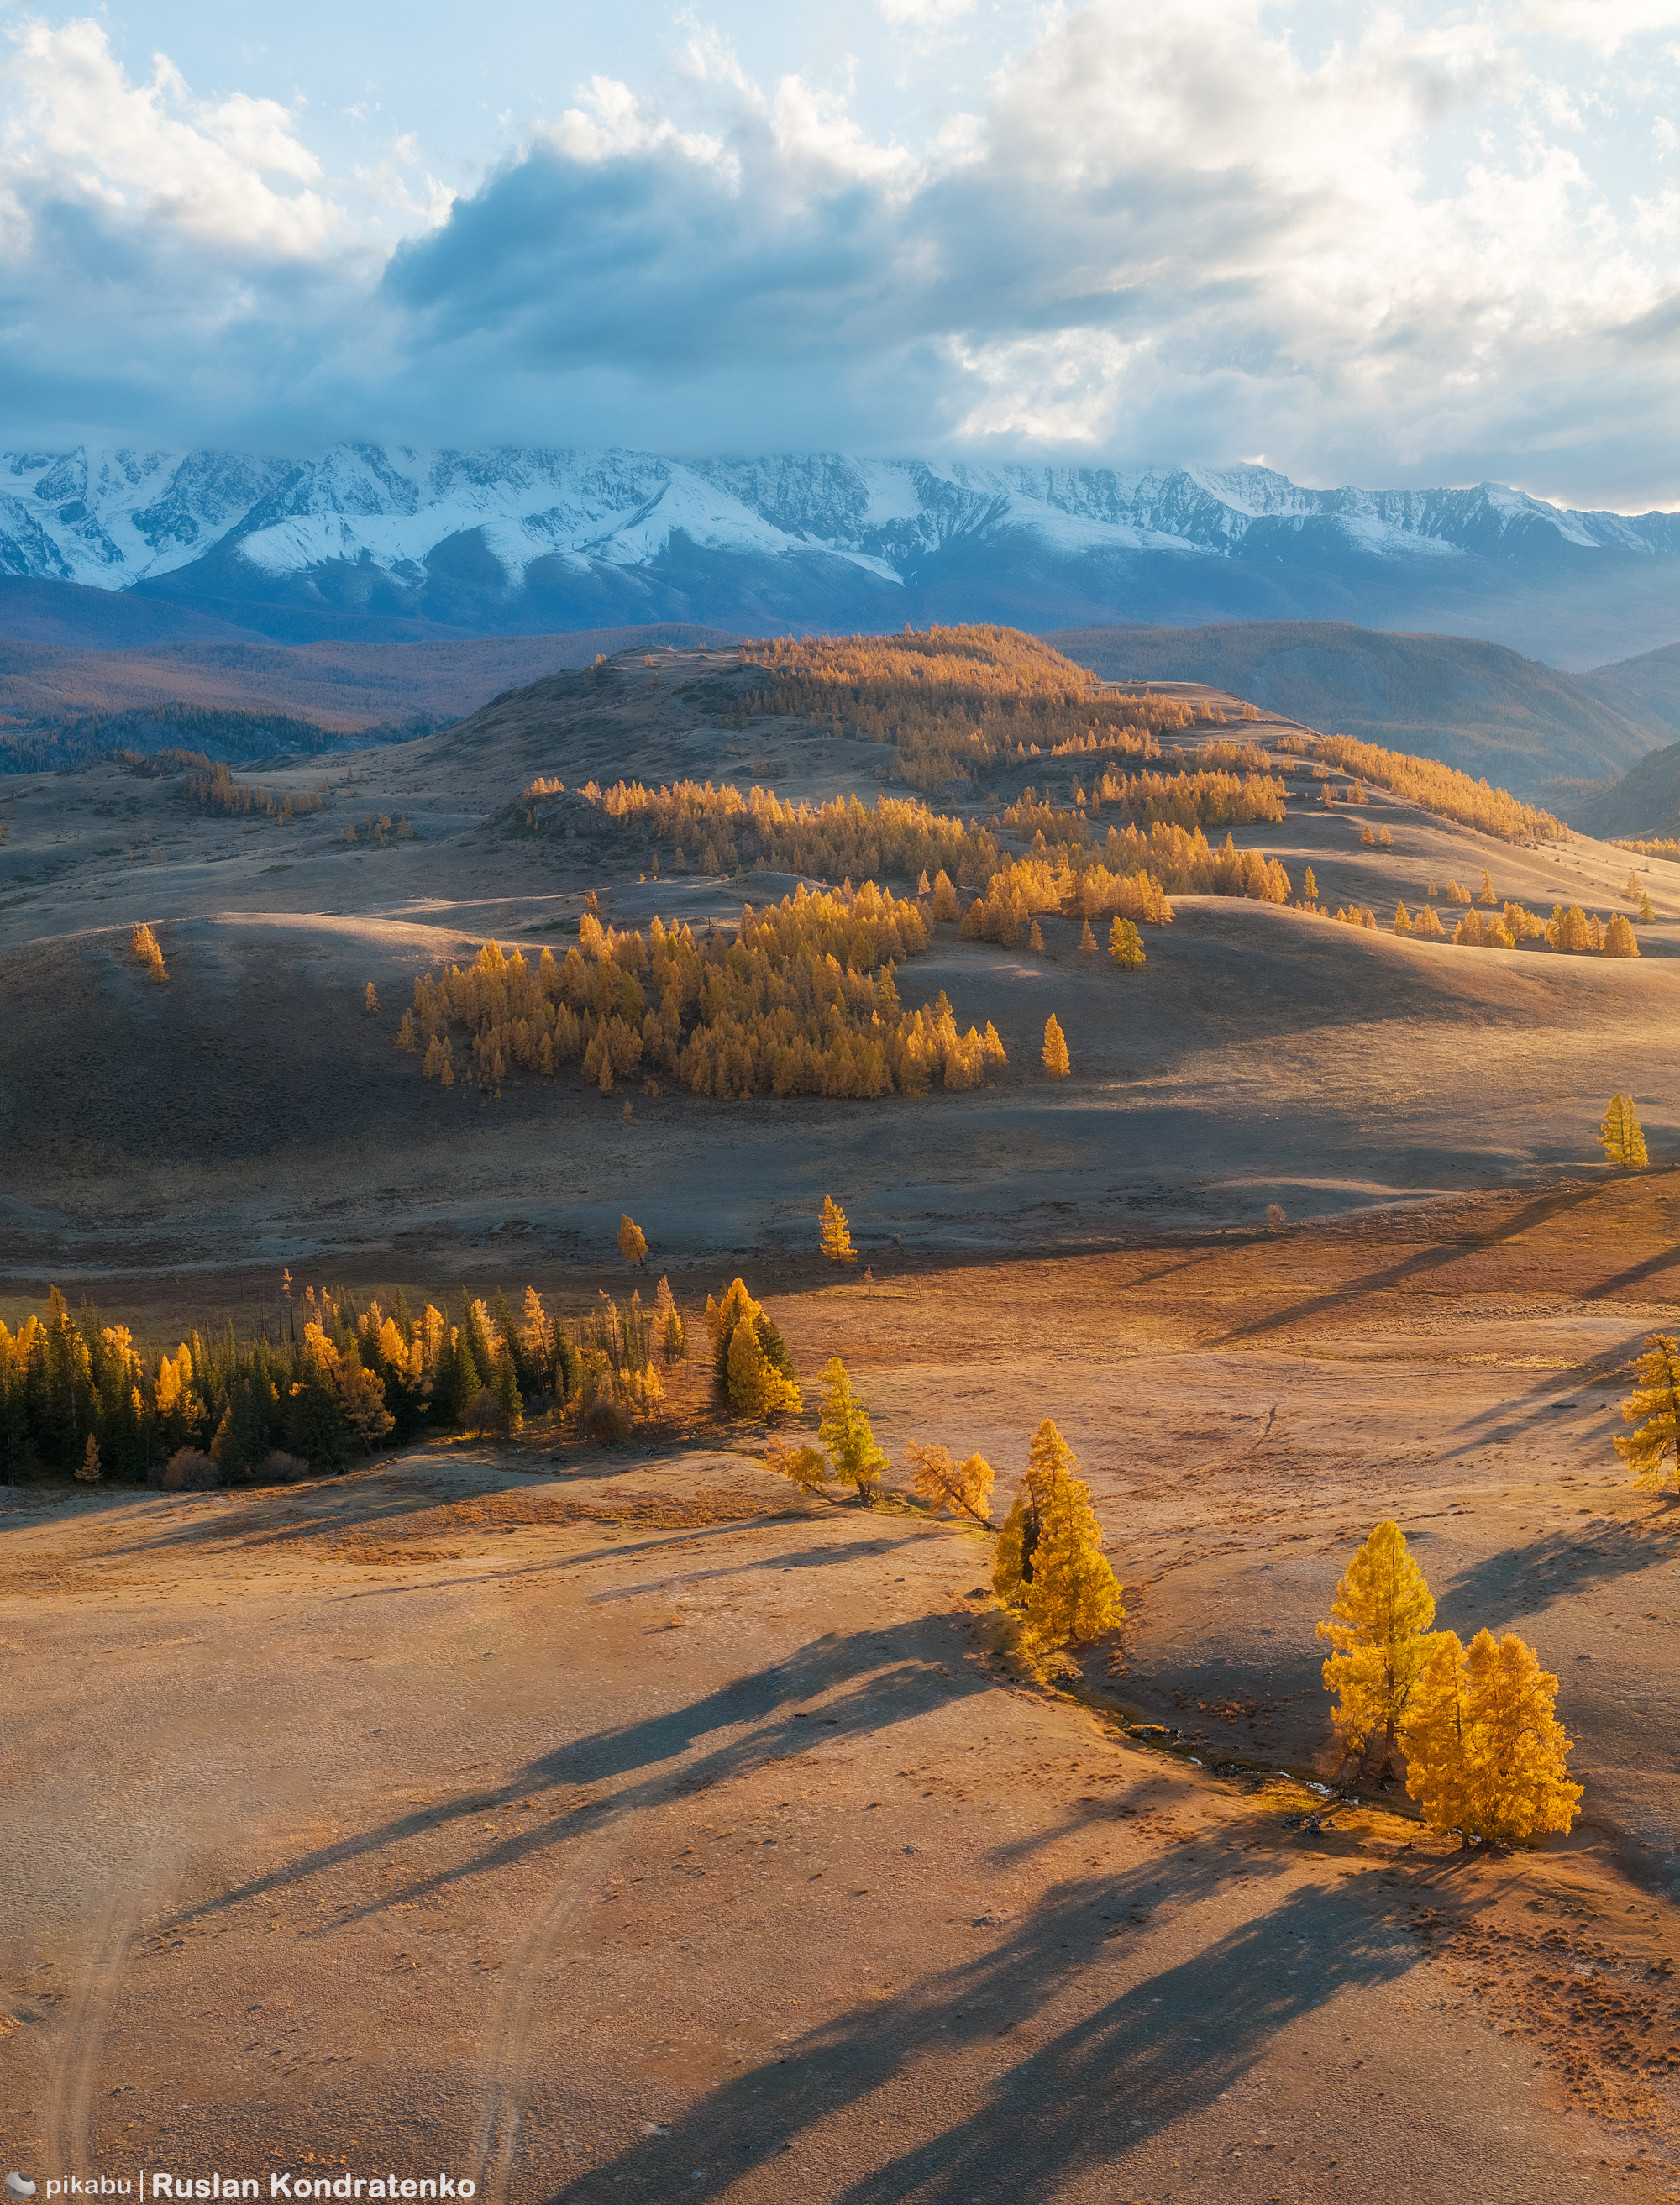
[0,445,1675,606]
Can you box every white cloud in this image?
[1,1,1678,506]
[1,16,342,258]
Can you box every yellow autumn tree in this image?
[1401,1629,1582,1845]
[992,1420,1121,1646]
[1615,1334,1680,1492]
[817,1356,887,1499]
[1042,1014,1070,1079]
[708,1278,801,1420]
[905,1441,995,1526]
[1316,1520,1438,1767]
[1599,1092,1647,1169]
[618,1214,649,1265]
[932,869,959,921]
[820,1194,857,1263]
[1079,919,1098,954]
[1108,917,1145,969]
[364,982,380,1015]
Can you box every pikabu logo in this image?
[19,2180,472,2202]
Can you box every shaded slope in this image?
[1045,620,1664,797]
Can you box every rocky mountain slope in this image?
[3,446,1677,664]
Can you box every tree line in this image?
[0,1277,689,1484]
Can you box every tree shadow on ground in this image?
[1209,1178,1615,1347]
[162,1615,998,1931]
[536,1859,1416,2204]
[1439,1505,1680,1625]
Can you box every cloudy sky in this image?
[1,0,1677,506]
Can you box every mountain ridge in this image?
[4,444,1678,665]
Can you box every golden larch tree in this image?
[993,1420,1121,1646]
[1478,869,1496,906]
[76,1435,102,1483]
[1625,868,1641,900]
[1401,1628,1582,1845]
[1042,1014,1070,1079]
[817,1357,887,1499]
[1639,887,1655,922]
[1079,919,1098,954]
[1108,917,1145,969]
[1316,1520,1438,1767]
[618,1214,649,1266]
[820,1194,857,1264]
[364,982,380,1015]
[905,1441,995,1526]
[1615,1334,1680,1492]
[1301,865,1318,901]
[1599,1093,1648,1169]
[932,869,959,921]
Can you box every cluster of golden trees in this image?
[399,886,1006,1101]
[728,627,1194,785]
[532,779,1005,890]
[1319,1520,1580,1843]
[1308,732,1564,843]
[183,762,327,822]
[1004,767,1286,837]
[1389,900,1641,956]
[1613,839,1679,865]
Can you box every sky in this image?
[0,0,1677,507]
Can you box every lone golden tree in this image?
[1639,887,1656,922]
[1079,919,1098,955]
[1401,1628,1582,1845]
[1108,917,1145,969]
[76,1435,102,1483]
[820,1194,857,1264]
[364,981,380,1015]
[905,1441,995,1527]
[618,1214,649,1266]
[1301,865,1318,902]
[1042,1014,1070,1079]
[1316,1520,1438,1768]
[1599,1092,1648,1169]
[993,1420,1121,1646]
[817,1356,887,1500]
[1625,867,1641,900]
[1615,1334,1680,1492]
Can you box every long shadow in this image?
[1440,1507,1680,1625]
[1579,1247,1680,1299]
[55,1462,826,1566]
[534,1861,1417,2204]
[1210,1178,1617,1346]
[161,1616,998,1933]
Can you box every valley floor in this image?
[8,1191,1680,2202]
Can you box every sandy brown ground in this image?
[8,1190,1680,2202]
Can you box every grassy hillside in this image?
[1572,738,1680,840]
[1045,620,1667,799]
[1581,638,1680,748]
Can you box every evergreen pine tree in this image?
[817,1357,886,1500]
[1316,1520,1438,1767]
[1614,1334,1680,1491]
[1042,1014,1071,1078]
[491,1354,523,1437]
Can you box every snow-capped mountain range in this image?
[3,445,1677,664]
